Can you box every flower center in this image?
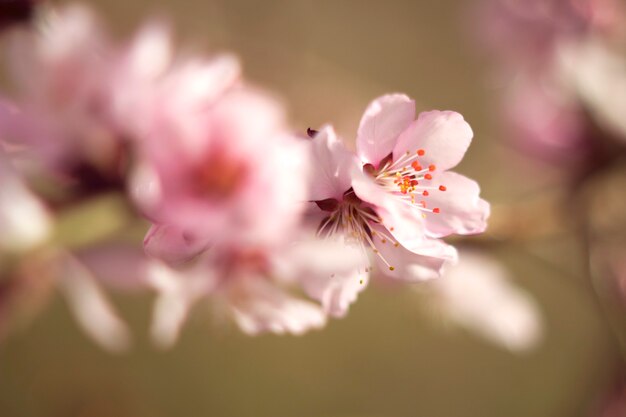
[316,190,400,272]
[193,150,247,200]
[374,149,447,217]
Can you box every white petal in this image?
[357,94,415,167]
[58,254,131,352]
[427,251,543,352]
[308,125,355,201]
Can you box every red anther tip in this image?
[428,164,436,171]
[424,173,432,180]
[439,185,447,191]
[422,190,429,196]
[411,161,420,170]
[410,180,418,186]
[433,208,440,214]
[417,149,425,156]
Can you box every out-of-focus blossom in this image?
[0,4,122,175]
[144,228,365,347]
[131,78,307,248]
[310,94,488,284]
[0,149,51,252]
[421,250,543,352]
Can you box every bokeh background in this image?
[0,1,623,416]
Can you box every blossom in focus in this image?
[421,250,543,352]
[310,95,488,284]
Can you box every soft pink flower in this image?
[309,123,461,285]
[309,95,488,283]
[143,227,365,346]
[0,4,122,173]
[130,78,308,248]
[353,95,489,239]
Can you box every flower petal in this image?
[308,125,355,201]
[146,261,215,348]
[422,171,490,238]
[372,223,455,282]
[427,250,543,352]
[58,254,131,352]
[357,94,415,167]
[280,235,370,318]
[372,225,455,281]
[229,279,326,336]
[393,110,473,171]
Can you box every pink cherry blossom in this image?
[0,4,122,173]
[143,226,365,346]
[353,94,489,238]
[308,120,463,287]
[131,82,309,248]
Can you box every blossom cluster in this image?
[0,3,490,349]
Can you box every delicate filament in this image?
[375,149,445,216]
[317,193,398,271]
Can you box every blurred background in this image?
[0,0,624,416]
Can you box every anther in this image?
[424,173,432,180]
[433,208,440,214]
[422,190,429,196]
[428,164,436,171]
[417,149,425,156]
[439,185,447,191]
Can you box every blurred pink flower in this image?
[422,250,543,352]
[130,79,307,248]
[143,227,366,346]
[0,4,122,173]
